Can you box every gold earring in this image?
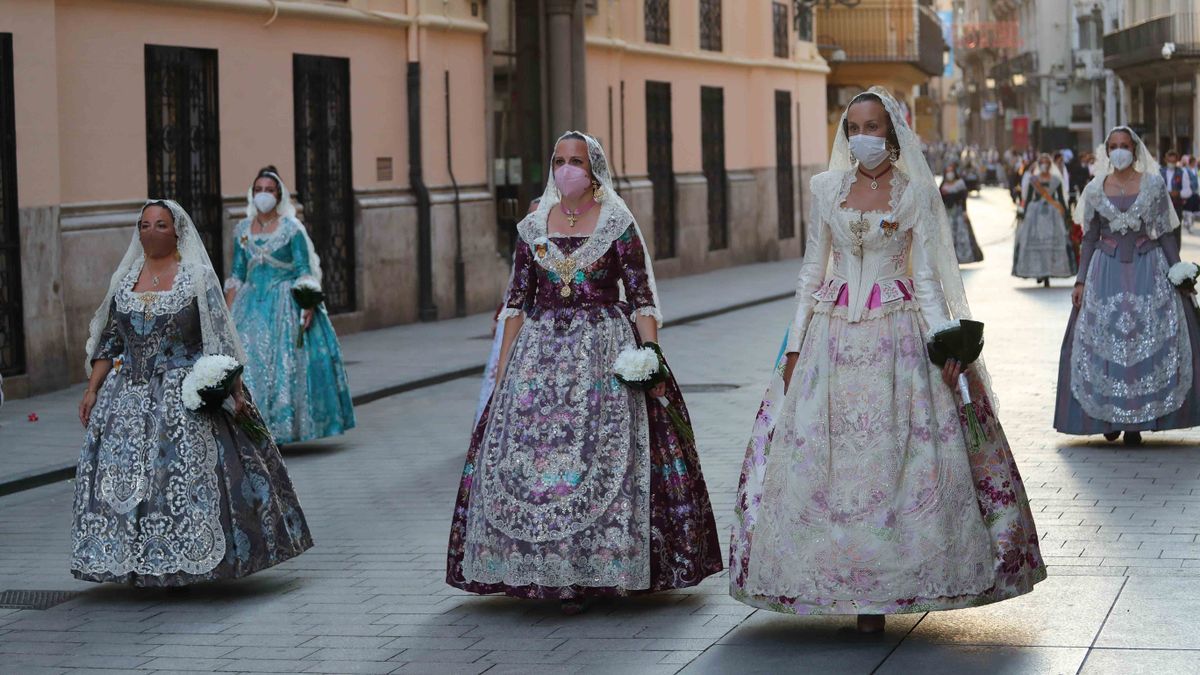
[592,183,604,202]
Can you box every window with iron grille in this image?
[794,1,815,43]
[145,45,224,278]
[772,3,790,58]
[0,34,23,376]
[701,86,728,251]
[700,0,722,51]
[294,54,356,313]
[645,0,670,45]
[645,81,676,259]
[775,91,795,240]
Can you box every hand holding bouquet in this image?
[1168,261,1200,318]
[182,355,270,444]
[927,320,986,451]
[291,278,324,347]
[613,342,694,444]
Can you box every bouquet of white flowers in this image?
[182,355,270,443]
[613,342,694,444]
[291,278,324,347]
[1167,261,1200,320]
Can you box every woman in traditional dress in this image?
[1014,153,1076,287]
[728,88,1045,634]
[1054,126,1200,446]
[446,131,723,613]
[73,200,312,586]
[940,163,984,263]
[225,167,355,444]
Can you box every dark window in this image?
[701,86,728,250]
[773,3,789,58]
[793,1,814,42]
[775,90,795,240]
[294,54,356,313]
[0,33,23,376]
[700,0,723,51]
[645,0,670,45]
[645,81,675,259]
[145,45,223,277]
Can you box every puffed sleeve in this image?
[911,219,950,330]
[614,224,659,321]
[784,188,831,354]
[90,298,124,363]
[224,225,248,294]
[500,240,538,321]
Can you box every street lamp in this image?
[985,78,996,89]
[1012,73,1026,86]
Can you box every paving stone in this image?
[1,189,1199,673]
[1080,648,1200,673]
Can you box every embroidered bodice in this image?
[785,170,949,353]
[227,217,314,292]
[1077,192,1183,284]
[502,224,657,325]
[91,263,204,384]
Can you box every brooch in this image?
[532,236,549,260]
[880,219,899,237]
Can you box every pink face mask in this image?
[554,164,592,200]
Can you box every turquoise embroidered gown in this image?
[227,216,356,444]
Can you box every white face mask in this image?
[849,133,890,170]
[1108,148,1135,171]
[253,191,278,214]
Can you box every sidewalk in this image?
[0,258,798,494]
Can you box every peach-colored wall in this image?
[0,1,62,207]
[416,27,488,186]
[584,0,830,175]
[49,0,415,203]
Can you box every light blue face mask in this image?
[849,133,889,170]
[253,191,278,214]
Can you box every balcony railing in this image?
[955,21,1021,54]
[990,50,1037,82]
[1104,12,1200,71]
[818,3,947,77]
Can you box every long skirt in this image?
[1055,247,1200,434]
[446,308,723,599]
[1013,202,1076,279]
[949,204,984,264]
[233,279,355,444]
[72,368,313,586]
[729,304,1045,614]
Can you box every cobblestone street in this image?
[3,187,1200,674]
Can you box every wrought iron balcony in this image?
[954,21,1020,57]
[818,2,948,77]
[1104,12,1200,71]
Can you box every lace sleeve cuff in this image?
[630,305,662,324]
[498,307,525,323]
[223,277,242,294]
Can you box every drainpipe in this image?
[445,69,465,318]
[408,3,437,321]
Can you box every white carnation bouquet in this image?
[1167,261,1200,319]
[182,355,270,443]
[291,277,324,347]
[613,342,694,444]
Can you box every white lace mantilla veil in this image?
[515,130,662,325]
[829,86,998,406]
[84,199,247,374]
[1072,125,1179,237]
[245,171,324,285]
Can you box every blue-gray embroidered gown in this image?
[72,263,313,586]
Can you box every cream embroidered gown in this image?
[729,170,1045,614]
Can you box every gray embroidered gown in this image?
[1014,175,1075,279]
[1055,186,1200,434]
[72,263,313,586]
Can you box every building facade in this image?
[817,0,949,145]
[1104,0,1200,157]
[0,0,829,396]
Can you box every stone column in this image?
[545,0,586,138]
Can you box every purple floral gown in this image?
[446,224,723,599]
